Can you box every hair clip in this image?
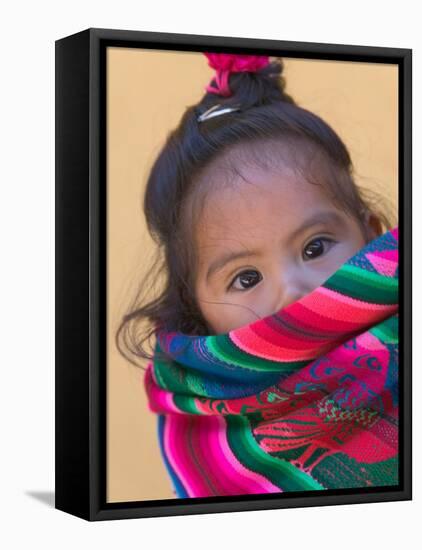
[197,103,241,123]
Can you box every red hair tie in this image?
[204,53,270,97]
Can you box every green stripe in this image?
[154,360,204,396]
[153,360,170,390]
[325,265,397,304]
[172,394,202,414]
[225,415,325,491]
[207,335,308,373]
[340,263,398,287]
[370,315,399,344]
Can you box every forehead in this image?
[190,137,332,223]
[195,163,334,244]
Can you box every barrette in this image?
[197,103,241,123]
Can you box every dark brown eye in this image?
[303,238,335,261]
[230,270,262,291]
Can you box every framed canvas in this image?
[55,27,412,521]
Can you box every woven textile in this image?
[143,226,399,498]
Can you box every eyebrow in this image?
[205,210,346,282]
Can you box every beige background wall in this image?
[107,47,398,503]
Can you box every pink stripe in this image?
[286,301,370,332]
[230,330,333,362]
[230,299,378,361]
[213,415,282,494]
[197,416,237,495]
[144,367,180,414]
[252,319,331,350]
[390,226,398,240]
[311,287,398,318]
[164,391,179,413]
[163,414,202,497]
[366,254,397,277]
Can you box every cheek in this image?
[195,282,218,321]
[303,240,361,287]
[205,306,260,335]
[330,238,364,268]
[196,299,227,334]
[195,283,261,334]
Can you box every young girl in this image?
[116,53,399,498]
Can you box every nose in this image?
[274,274,308,312]
[276,288,304,312]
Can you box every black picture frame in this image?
[55,27,412,521]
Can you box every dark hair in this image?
[115,56,396,369]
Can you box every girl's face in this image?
[194,164,376,335]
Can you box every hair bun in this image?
[203,53,296,107]
[204,53,271,97]
[204,53,270,73]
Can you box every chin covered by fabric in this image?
[143,227,399,498]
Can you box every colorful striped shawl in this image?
[143,226,399,498]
